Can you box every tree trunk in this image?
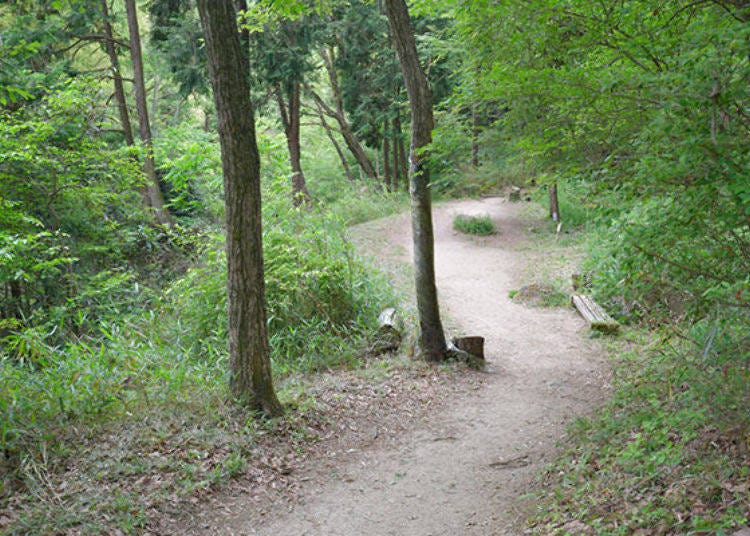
[312,100,354,181]
[277,85,311,207]
[471,102,480,167]
[549,182,560,223]
[395,112,408,191]
[392,115,401,191]
[101,0,134,147]
[196,0,283,417]
[383,119,392,190]
[319,49,378,180]
[124,0,172,226]
[384,0,447,362]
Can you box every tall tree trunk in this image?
[384,0,447,362]
[101,0,134,147]
[196,0,283,417]
[124,0,172,226]
[277,85,311,207]
[383,119,392,190]
[319,49,378,180]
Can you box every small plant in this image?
[452,213,496,236]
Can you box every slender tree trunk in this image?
[101,0,134,146]
[312,99,354,181]
[124,0,172,226]
[392,119,400,191]
[196,0,283,417]
[319,49,378,180]
[383,119,392,190]
[549,182,560,223]
[277,85,311,207]
[384,0,447,361]
[395,111,408,191]
[471,102,480,167]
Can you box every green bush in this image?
[166,176,397,375]
[452,213,496,236]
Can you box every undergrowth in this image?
[528,318,750,535]
[0,172,400,533]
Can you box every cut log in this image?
[571,294,619,333]
[369,307,402,355]
[452,336,485,360]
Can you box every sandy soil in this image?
[190,198,609,535]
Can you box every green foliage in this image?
[445,0,750,321]
[153,124,224,221]
[452,213,496,236]
[166,175,397,374]
[529,322,750,534]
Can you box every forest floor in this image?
[173,197,611,535]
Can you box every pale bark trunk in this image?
[196,0,283,416]
[384,0,447,361]
[124,0,172,226]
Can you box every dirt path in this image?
[215,198,608,535]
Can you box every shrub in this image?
[452,213,496,236]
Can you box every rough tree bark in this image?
[196,0,283,416]
[384,0,447,361]
[124,0,172,226]
[277,84,312,207]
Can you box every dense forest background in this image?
[1,0,748,533]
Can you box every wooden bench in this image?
[571,294,619,333]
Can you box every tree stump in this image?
[447,336,485,369]
[508,186,522,202]
[452,336,485,359]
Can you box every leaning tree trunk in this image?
[384,0,447,362]
[311,98,355,181]
[124,0,172,226]
[319,49,378,180]
[196,0,283,417]
[277,84,311,207]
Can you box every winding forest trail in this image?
[222,198,608,535]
